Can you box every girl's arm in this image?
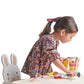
[53,59,69,73]
[53,59,77,76]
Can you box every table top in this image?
[3,75,84,84]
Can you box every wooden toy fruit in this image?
[47,72,53,76]
[53,72,58,75]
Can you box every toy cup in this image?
[63,60,69,69]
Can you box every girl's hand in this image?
[63,58,69,61]
[67,70,77,77]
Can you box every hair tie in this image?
[47,17,61,22]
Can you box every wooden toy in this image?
[63,60,69,69]
[47,72,53,76]
[68,57,79,71]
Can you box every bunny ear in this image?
[10,53,17,65]
[1,54,9,67]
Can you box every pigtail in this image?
[39,17,61,37]
[39,22,52,37]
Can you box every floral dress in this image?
[21,35,60,78]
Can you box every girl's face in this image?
[59,30,77,43]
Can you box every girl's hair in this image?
[39,16,78,37]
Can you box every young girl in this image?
[21,16,78,78]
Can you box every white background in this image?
[0,0,84,83]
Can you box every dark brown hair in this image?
[39,16,78,37]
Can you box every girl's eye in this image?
[16,72,18,74]
[7,73,9,76]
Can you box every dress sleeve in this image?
[41,36,60,62]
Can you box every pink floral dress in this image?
[21,35,60,78]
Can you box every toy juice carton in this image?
[68,57,79,72]
[63,57,79,72]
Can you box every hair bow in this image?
[47,17,61,22]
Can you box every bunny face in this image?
[1,54,21,82]
[3,64,14,82]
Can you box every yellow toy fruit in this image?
[63,60,69,69]
[47,72,53,76]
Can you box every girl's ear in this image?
[1,54,9,67]
[60,29,66,36]
[10,53,17,65]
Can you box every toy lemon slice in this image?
[47,72,53,76]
